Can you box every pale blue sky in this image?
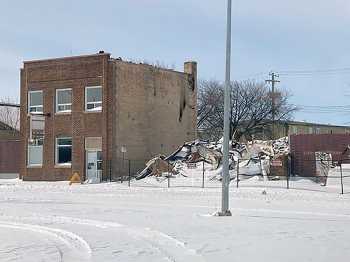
[1,0,350,125]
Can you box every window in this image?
[85,86,102,112]
[56,89,72,113]
[28,91,43,113]
[28,135,43,166]
[56,137,72,165]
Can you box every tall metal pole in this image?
[220,0,232,216]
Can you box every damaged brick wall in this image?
[113,60,197,176]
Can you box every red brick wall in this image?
[20,54,110,181]
[0,140,22,173]
[290,134,350,177]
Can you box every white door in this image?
[86,151,102,183]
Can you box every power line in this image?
[296,104,350,115]
[239,67,350,80]
[279,67,350,74]
[236,71,269,80]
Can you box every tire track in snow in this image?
[0,221,92,262]
[0,215,204,262]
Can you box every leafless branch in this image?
[197,80,298,141]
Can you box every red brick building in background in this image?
[290,134,350,177]
[20,52,197,181]
[0,121,21,176]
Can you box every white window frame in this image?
[85,86,102,112]
[28,90,43,114]
[55,137,72,166]
[56,88,72,114]
[27,136,44,167]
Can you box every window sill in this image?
[55,112,72,116]
[54,164,72,169]
[27,165,42,168]
[27,112,44,116]
[84,110,102,114]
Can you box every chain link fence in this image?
[103,157,350,194]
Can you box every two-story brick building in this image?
[20,52,197,181]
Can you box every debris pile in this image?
[272,137,290,156]
[136,156,176,180]
[136,137,290,181]
[246,137,289,159]
[136,141,222,180]
[315,152,333,185]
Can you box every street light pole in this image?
[220,0,232,216]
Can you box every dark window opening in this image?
[56,137,72,165]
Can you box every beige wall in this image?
[112,61,197,168]
[288,124,350,135]
[254,122,350,140]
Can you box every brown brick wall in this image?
[20,54,110,181]
[20,53,197,181]
[0,140,22,174]
[290,134,350,177]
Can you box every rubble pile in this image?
[136,156,176,180]
[272,137,290,156]
[136,137,290,181]
[244,137,289,159]
[136,140,222,180]
[315,152,333,185]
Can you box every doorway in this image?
[86,151,102,183]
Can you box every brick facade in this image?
[0,121,21,175]
[0,140,22,174]
[20,53,197,181]
[290,134,350,177]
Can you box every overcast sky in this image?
[1,0,350,125]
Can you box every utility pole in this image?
[265,72,280,139]
[220,0,232,216]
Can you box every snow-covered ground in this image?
[1,172,350,262]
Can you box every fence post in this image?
[340,163,344,195]
[236,159,239,188]
[109,160,112,182]
[168,162,170,188]
[120,158,123,184]
[202,161,205,188]
[286,164,290,190]
[128,159,131,187]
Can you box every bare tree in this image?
[197,80,297,141]
[0,97,20,134]
[197,80,224,140]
